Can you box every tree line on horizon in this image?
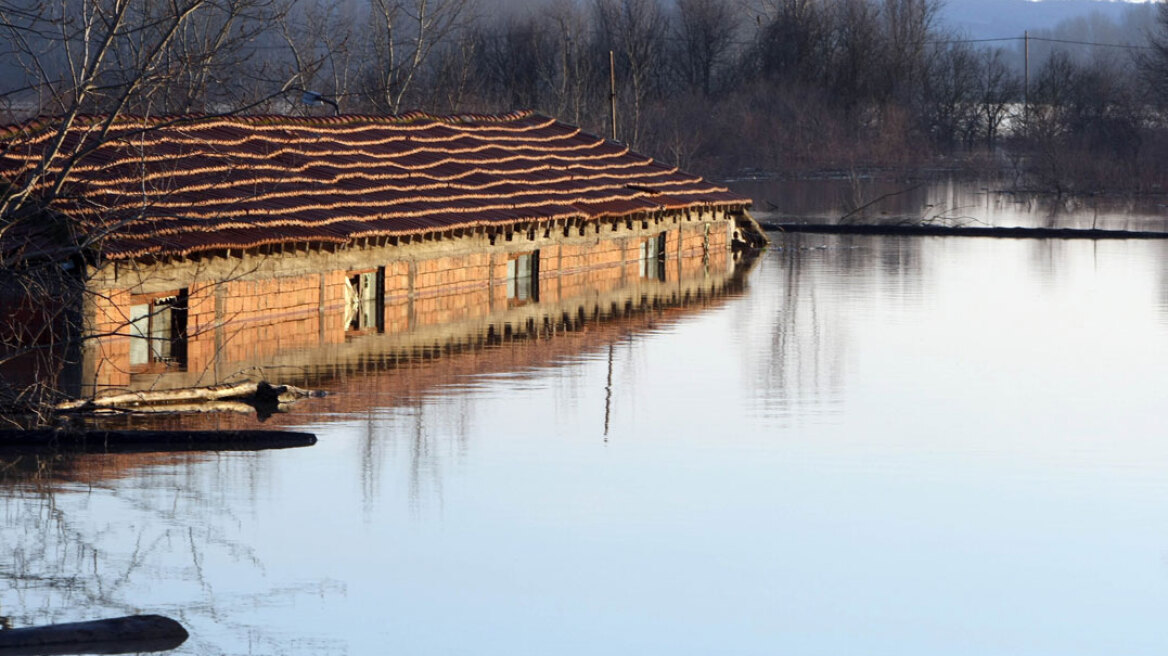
[3,0,1168,192]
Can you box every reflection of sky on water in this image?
[2,214,1168,653]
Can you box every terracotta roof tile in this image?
[0,111,749,260]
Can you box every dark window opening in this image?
[640,232,666,280]
[507,251,539,306]
[346,267,385,334]
[129,290,188,372]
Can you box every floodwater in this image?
[735,175,1168,231]
[2,181,1168,655]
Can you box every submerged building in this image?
[0,111,763,401]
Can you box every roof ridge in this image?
[0,110,543,140]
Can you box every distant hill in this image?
[940,0,1154,40]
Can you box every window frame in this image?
[128,289,189,374]
[345,267,385,335]
[506,250,540,306]
[639,232,667,281]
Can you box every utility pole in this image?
[609,50,618,142]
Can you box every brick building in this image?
[0,112,763,399]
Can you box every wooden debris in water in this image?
[54,380,323,414]
[0,614,188,655]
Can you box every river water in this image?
[2,180,1167,655]
[736,175,1168,231]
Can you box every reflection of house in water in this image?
[0,258,757,487]
[123,255,759,434]
[0,112,762,399]
[229,248,757,404]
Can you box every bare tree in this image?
[1138,2,1168,105]
[0,0,304,223]
[542,0,596,125]
[880,0,939,100]
[593,0,668,146]
[919,41,980,147]
[277,0,358,112]
[424,33,479,112]
[151,0,290,113]
[751,0,827,85]
[473,15,559,111]
[0,0,199,220]
[974,48,1020,148]
[672,0,739,96]
[0,0,303,420]
[363,0,474,113]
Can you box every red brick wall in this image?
[411,252,493,328]
[90,290,132,389]
[88,218,733,392]
[216,275,330,365]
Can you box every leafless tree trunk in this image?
[424,35,478,112]
[672,0,739,96]
[0,0,301,222]
[593,0,667,146]
[0,0,301,420]
[365,0,474,113]
[880,0,938,99]
[278,0,357,112]
[975,48,1019,148]
[473,15,558,110]
[752,0,827,85]
[543,0,594,125]
[919,42,980,147]
[1137,3,1168,105]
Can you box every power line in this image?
[1028,35,1153,51]
[928,36,1022,45]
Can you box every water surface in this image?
[2,190,1167,655]
[736,176,1168,231]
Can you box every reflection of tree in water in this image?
[743,234,925,420]
[947,185,1168,232]
[739,177,1168,231]
[752,238,847,418]
[1158,243,1168,322]
[0,453,344,655]
[362,391,475,517]
[363,272,759,513]
[1024,238,1068,280]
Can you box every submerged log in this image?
[80,401,287,416]
[0,429,317,454]
[0,614,187,655]
[55,381,322,412]
[762,222,1168,240]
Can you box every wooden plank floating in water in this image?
[762,222,1168,240]
[0,614,187,655]
[0,429,317,454]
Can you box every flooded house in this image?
[0,111,762,403]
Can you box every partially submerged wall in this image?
[81,210,737,394]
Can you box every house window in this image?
[507,251,539,305]
[639,232,666,280]
[129,290,188,372]
[345,267,385,333]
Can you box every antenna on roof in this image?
[301,90,340,116]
